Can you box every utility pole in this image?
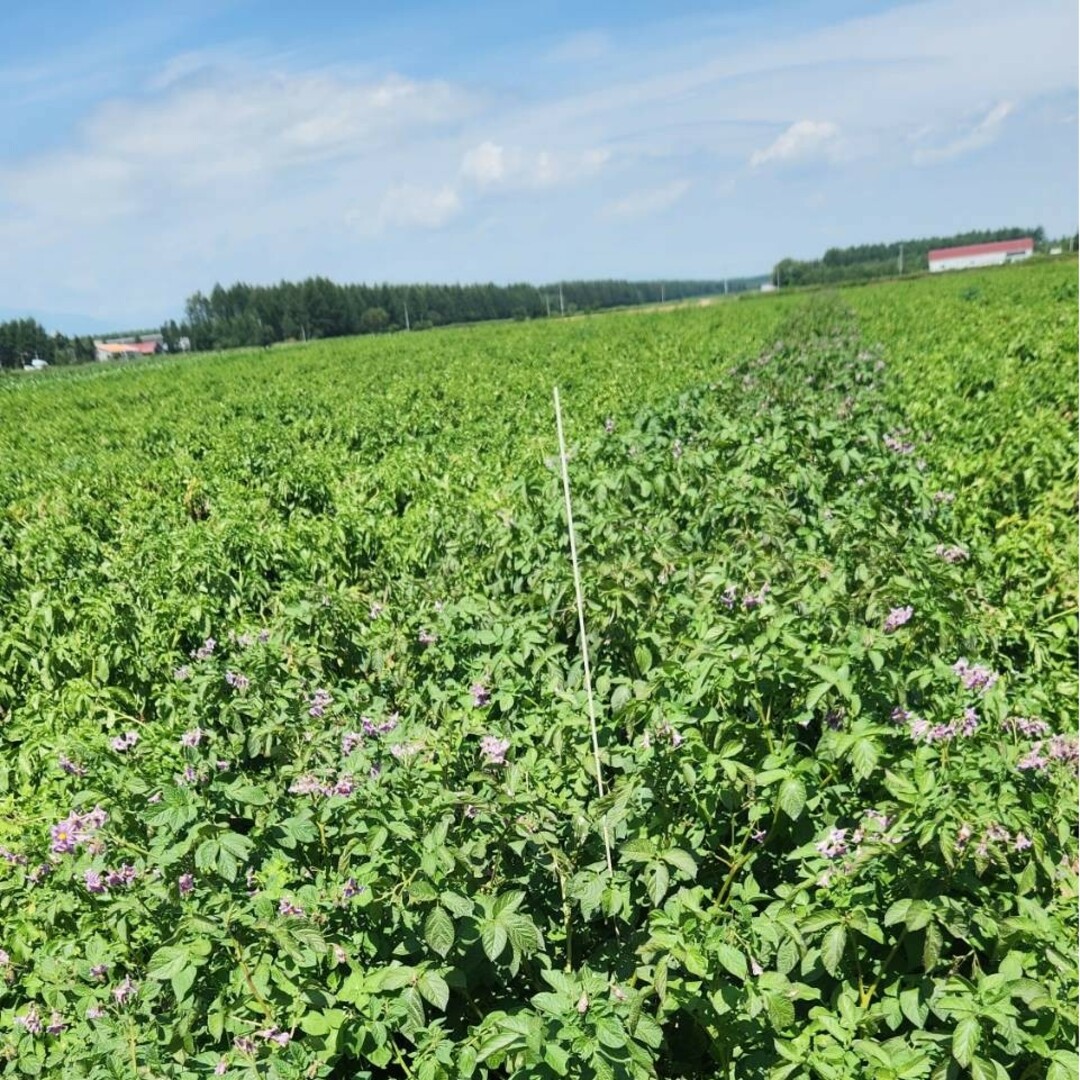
[558,283,564,316]
[898,243,904,275]
[724,278,728,295]
[403,300,410,331]
[544,293,551,317]
[660,283,665,303]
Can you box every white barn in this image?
[928,237,1034,273]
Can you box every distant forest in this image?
[771,226,1074,287]
[164,277,766,352]
[0,319,96,369]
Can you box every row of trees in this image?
[0,319,97,370]
[771,227,1056,288]
[170,276,765,352]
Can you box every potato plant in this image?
[0,261,1075,1078]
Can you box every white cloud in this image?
[460,141,609,190]
[370,184,462,230]
[603,179,691,218]
[461,141,506,186]
[912,101,1013,164]
[749,120,841,168]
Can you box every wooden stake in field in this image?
[552,386,614,876]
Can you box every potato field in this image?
[0,261,1076,1079]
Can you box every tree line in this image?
[0,319,97,369]
[165,276,766,352]
[770,227,1060,287]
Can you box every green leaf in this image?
[851,737,879,780]
[662,848,698,878]
[646,861,669,907]
[923,922,943,972]
[714,943,748,980]
[402,985,426,1029]
[821,924,847,978]
[481,922,508,962]
[544,1043,571,1072]
[418,971,449,1012]
[952,1016,980,1068]
[778,776,807,820]
[170,964,196,1003]
[765,993,796,1030]
[424,906,455,958]
[884,899,912,927]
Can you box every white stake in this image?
[553,386,614,876]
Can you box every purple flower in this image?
[750,957,763,976]
[105,864,137,888]
[863,809,891,829]
[391,741,423,760]
[215,1061,229,1076]
[85,805,108,829]
[111,976,138,1006]
[86,1005,105,1020]
[933,490,955,504]
[308,688,332,718]
[0,949,9,966]
[956,824,972,848]
[479,735,510,766]
[181,765,199,785]
[890,707,912,724]
[369,603,383,620]
[750,829,766,844]
[816,828,849,859]
[233,1036,256,1055]
[147,791,162,804]
[216,759,230,771]
[883,606,913,633]
[604,417,615,434]
[742,585,769,609]
[959,708,979,737]
[178,873,195,895]
[418,629,437,645]
[1005,716,1051,739]
[90,964,108,981]
[278,898,304,918]
[225,670,249,691]
[720,585,737,608]
[935,544,968,564]
[257,628,271,644]
[58,754,87,777]
[46,1011,66,1036]
[953,659,998,695]
[1014,832,1033,852]
[192,637,216,661]
[14,1005,42,1035]
[1017,746,1048,772]
[27,862,52,885]
[1049,735,1079,764]
[289,775,327,796]
[470,682,491,708]
[332,776,355,797]
[84,869,107,894]
[671,439,683,459]
[341,732,364,756]
[258,1027,292,1047]
[180,728,204,748]
[174,665,191,681]
[883,433,915,454]
[50,818,82,854]
[342,877,364,899]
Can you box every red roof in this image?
[928,238,1033,261]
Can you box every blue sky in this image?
[1,0,1076,331]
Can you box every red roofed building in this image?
[928,237,1034,273]
[94,340,161,361]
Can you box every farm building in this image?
[928,237,1033,273]
[94,340,161,361]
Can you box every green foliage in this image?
[0,261,1074,1077]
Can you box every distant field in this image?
[0,261,1075,1078]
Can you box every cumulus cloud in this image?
[603,179,691,218]
[912,100,1013,164]
[1,67,473,227]
[460,142,609,190]
[749,120,841,168]
[362,185,462,231]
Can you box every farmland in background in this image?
[0,260,1075,1078]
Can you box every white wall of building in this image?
[929,249,1032,273]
